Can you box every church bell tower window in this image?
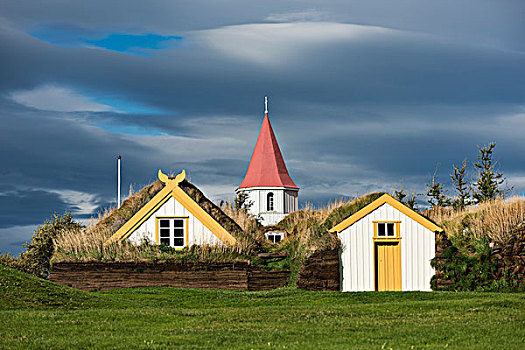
[267,192,274,211]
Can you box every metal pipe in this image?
[117,155,121,207]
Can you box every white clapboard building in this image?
[330,194,443,292]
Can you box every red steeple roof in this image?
[238,101,298,190]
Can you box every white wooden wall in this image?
[240,187,299,226]
[128,196,223,246]
[337,203,435,292]
[284,190,298,214]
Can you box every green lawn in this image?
[0,265,524,349]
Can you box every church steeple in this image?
[238,97,298,190]
[237,97,299,226]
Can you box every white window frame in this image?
[265,232,283,243]
[157,217,187,248]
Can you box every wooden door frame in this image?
[373,240,402,291]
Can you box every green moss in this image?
[321,192,385,231]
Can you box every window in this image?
[266,232,283,243]
[374,221,400,239]
[158,217,186,248]
[267,192,274,211]
[377,222,395,237]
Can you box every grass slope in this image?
[0,266,524,349]
[0,264,100,309]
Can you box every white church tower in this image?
[236,97,299,226]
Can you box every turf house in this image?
[329,194,443,292]
[105,170,238,248]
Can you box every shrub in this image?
[0,212,82,278]
[431,238,498,291]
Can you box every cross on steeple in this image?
[265,96,268,114]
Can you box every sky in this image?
[1,1,524,254]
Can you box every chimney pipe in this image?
[117,155,121,207]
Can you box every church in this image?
[237,97,299,226]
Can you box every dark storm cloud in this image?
[1,20,524,118]
[0,99,159,194]
[1,1,523,51]
[0,186,68,228]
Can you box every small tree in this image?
[406,192,418,210]
[1,212,83,278]
[473,142,504,203]
[393,188,418,210]
[393,188,407,204]
[234,191,254,212]
[426,165,450,208]
[450,159,471,210]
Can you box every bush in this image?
[0,213,82,278]
[431,240,498,291]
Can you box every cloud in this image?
[8,84,165,115]
[0,186,69,228]
[265,9,330,22]
[0,225,37,255]
[46,189,100,216]
[2,1,523,51]
[196,22,392,67]
[9,85,114,112]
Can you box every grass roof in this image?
[271,192,386,235]
[320,192,386,231]
[94,179,254,246]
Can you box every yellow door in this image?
[375,242,401,291]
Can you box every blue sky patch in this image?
[31,26,183,55]
[85,33,183,55]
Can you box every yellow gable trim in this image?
[329,194,443,233]
[105,170,237,246]
[171,187,236,245]
[105,183,175,245]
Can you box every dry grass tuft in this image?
[219,202,263,241]
[427,196,525,245]
[53,220,252,264]
[52,178,258,263]
[274,194,384,255]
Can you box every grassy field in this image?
[0,265,524,349]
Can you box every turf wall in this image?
[50,262,289,291]
[296,249,340,291]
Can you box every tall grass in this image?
[427,196,525,245]
[53,220,253,264]
[268,194,383,284]
[219,201,261,240]
[52,180,257,263]
[274,198,354,252]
